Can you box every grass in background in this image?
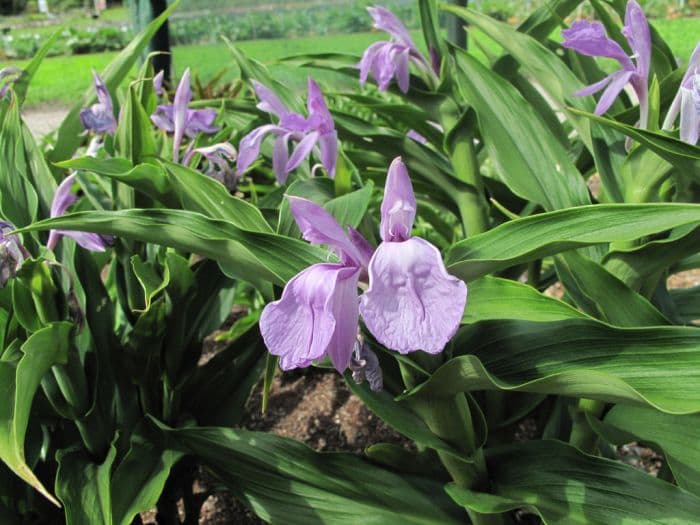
[10,16,699,108]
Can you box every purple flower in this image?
[46,175,111,252]
[237,78,338,183]
[153,70,165,96]
[79,70,117,134]
[663,43,700,145]
[151,68,219,161]
[0,67,22,99]
[0,221,26,288]
[562,0,651,127]
[358,6,433,93]
[259,197,370,371]
[359,157,467,354]
[183,142,239,191]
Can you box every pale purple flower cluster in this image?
[0,221,26,288]
[260,157,467,374]
[80,70,117,134]
[663,43,700,145]
[562,0,651,128]
[358,6,433,93]
[151,68,219,161]
[46,175,111,252]
[0,67,22,99]
[237,78,338,183]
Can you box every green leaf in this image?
[115,81,157,165]
[446,204,700,282]
[446,439,700,524]
[130,255,169,312]
[0,322,72,506]
[403,319,700,414]
[598,405,700,497]
[453,51,590,211]
[555,251,669,326]
[21,122,57,218]
[13,30,61,107]
[463,276,589,323]
[110,432,183,525]
[47,0,180,166]
[17,209,322,288]
[158,425,464,524]
[55,445,116,525]
[670,286,700,324]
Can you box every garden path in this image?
[22,104,69,137]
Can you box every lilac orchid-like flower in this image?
[562,0,651,128]
[0,67,22,99]
[359,157,467,354]
[259,197,371,372]
[46,175,111,252]
[358,6,434,93]
[79,70,117,134]
[151,68,219,161]
[663,43,700,145]
[0,221,27,288]
[237,78,338,183]
[183,142,239,190]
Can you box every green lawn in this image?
[9,16,699,108]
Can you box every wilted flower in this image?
[349,339,383,392]
[79,70,117,134]
[259,197,371,371]
[46,175,111,252]
[562,0,651,128]
[237,78,338,182]
[0,221,26,288]
[151,68,219,161]
[358,6,434,93]
[0,67,22,99]
[183,142,238,191]
[663,43,700,145]
[359,157,467,354]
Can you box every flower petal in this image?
[395,48,410,93]
[286,130,319,173]
[595,69,633,115]
[368,6,416,49]
[50,174,79,218]
[273,134,291,183]
[151,104,175,132]
[287,196,363,266]
[172,68,192,160]
[574,75,613,97]
[622,0,651,80]
[561,20,633,70]
[236,124,285,175]
[359,42,385,86]
[317,130,338,178]
[184,108,219,137]
[680,86,700,145]
[252,80,289,118]
[306,78,334,134]
[380,157,416,242]
[360,237,467,354]
[260,263,358,371]
[153,70,165,95]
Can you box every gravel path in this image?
[22,105,69,138]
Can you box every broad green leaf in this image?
[17,209,322,288]
[21,123,57,218]
[158,425,463,524]
[48,0,180,166]
[446,204,700,282]
[463,276,588,323]
[598,405,700,497]
[130,255,169,312]
[444,6,626,201]
[110,433,183,525]
[453,51,590,211]
[0,322,72,506]
[115,81,157,165]
[446,439,700,524]
[55,445,115,525]
[345,376,468,461]
[404,319,700,414]
[556,251,669,326]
